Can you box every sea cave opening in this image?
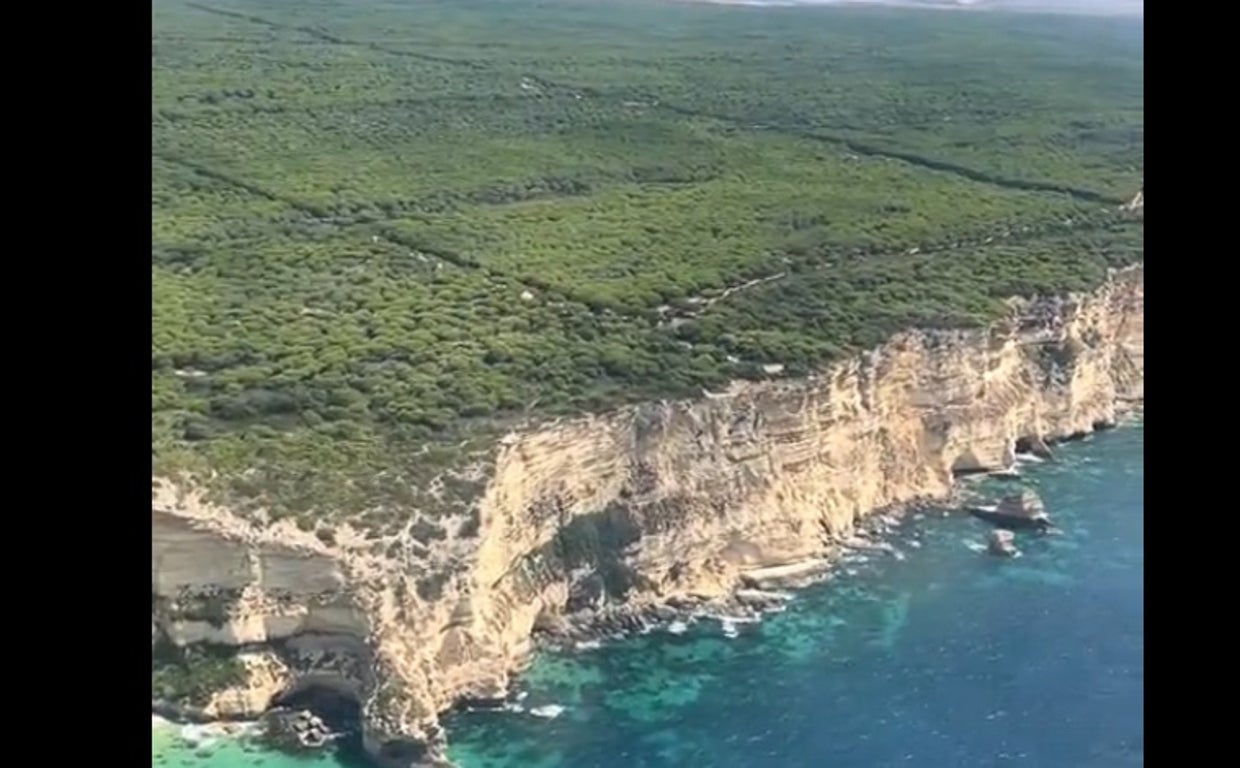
[949,449,988,476]
[267,681,370,765]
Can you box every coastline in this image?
[446,419,1144,766]
[152,714,262,745]
[153,264,1143,766]
[496,398,1145,681]
[153,408,1144,766]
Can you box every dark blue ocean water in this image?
[155,418,1143,768]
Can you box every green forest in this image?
[152,0,1144,528]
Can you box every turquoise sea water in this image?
[154,419,1143,768]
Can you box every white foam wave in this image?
[179,724,217,747]
[530,704,565,719]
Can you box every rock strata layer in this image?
[151,264,1144,766]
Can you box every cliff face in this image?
[151,264,1144,765]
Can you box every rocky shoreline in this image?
[152,714,262,750]
[152,267,1143,768]
[153,407,1146,762]
[153,708,359,761]
[151,410,1144,766]
[534,510,920,648]
[151,497,934,757]
[516,407,1143,678]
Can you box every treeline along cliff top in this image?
[151,0,1144,530]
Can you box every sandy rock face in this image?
[202,651,293,720]
[151,265,1143,765]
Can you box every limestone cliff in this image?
[151,264,1144,765]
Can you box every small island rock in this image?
[987,530,1019,557]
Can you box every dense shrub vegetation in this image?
[152,0,1143,525]
[152,641,248,707]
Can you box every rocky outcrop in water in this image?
[151,265,1144,765]
[997,490,1048,520]
[987,530,1019,557]
[260,708,334,751]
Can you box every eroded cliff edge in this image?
[152,264,1144,766]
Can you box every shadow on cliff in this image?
[531,501,648,609]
